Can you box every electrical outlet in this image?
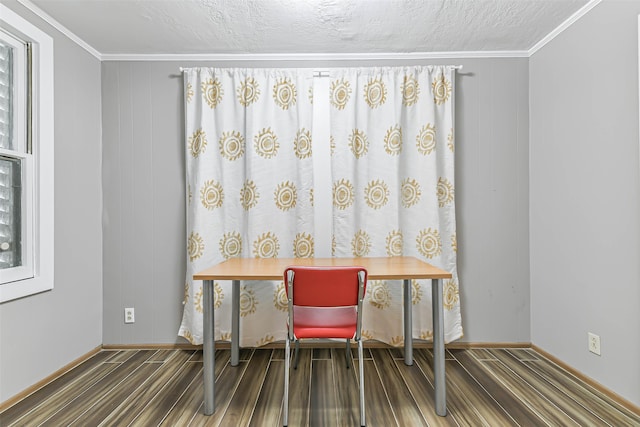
[125,307,135,324]
[588,332,600,355]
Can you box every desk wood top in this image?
[194,256,452,281]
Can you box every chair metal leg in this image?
[358,339,365,426]
[293,340,300,370]
[284,338,290,426]
[345,339,351,369]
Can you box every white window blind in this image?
[0,39,13,149]
[0,36,22,272]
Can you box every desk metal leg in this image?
[432,278,446,416]
[403,279,413,365]
[203,280,215,415]
[231,279,240,366]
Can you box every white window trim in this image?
[0,4,53,303]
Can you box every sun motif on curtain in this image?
[180,68,314,346]
[180,66,462,347]
[330,66,463,345]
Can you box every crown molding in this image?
[100,50,530,62]
[16,0,102,60]
[528,0,602,56]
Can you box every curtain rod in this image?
[312,65,463,77]
[179,65,463,74]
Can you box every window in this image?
[0,4,53,302]
[1,27,32,282]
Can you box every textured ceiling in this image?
[26,0,591,56]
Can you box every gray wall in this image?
[0,1,103,402]
[530,0,640,405]
[101,58,530,345]
[101,63,186,344]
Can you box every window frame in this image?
[0,4,53,303]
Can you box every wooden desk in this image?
[194,256,452,417]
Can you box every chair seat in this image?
[292,306,357,339]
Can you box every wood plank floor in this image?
[1,347,638,426]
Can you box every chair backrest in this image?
[283,266,367,308]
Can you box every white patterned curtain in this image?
[329,66,463,345]
[180,68,315,345]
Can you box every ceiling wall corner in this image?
[15,0,102,60]
[528,0,602,57]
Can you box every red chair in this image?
[283,266,367,426]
